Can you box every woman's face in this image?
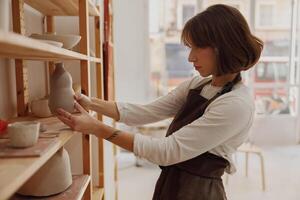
[188,46,217,77]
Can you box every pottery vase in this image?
[48,63,75,114]
[18,148,73,196]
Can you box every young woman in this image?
[57,4,263,200]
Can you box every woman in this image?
[57,4,263,200]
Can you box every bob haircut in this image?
[182,4,264,76]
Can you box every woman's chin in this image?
[198,71,210,77]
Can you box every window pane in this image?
[254,87,297,115]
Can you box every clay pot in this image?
[8,122,40,148]
[48,63,75,114]
[18,148,73,196]
[31,97,52,118]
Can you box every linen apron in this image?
[152,75,241,200]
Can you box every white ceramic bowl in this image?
[30,33,81,49]
[18,148,73,196]
[8,121,40,148]
[35,39,64,48]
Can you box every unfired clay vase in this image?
[8,122,40,148]
[18,148,73,196]
[31,97,52,118]
[48,63,75,114]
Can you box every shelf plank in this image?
[0,31,88,61]
[0,116,76,200]
[11,175,90,200]
[89,56,102,63]
[92,187,104,200]
[24,0,100,16]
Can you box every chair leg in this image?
[245,152,249,177]
[258,153,266,191]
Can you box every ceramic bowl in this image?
[18,148,73,196]
[8,121,40,148]
[30,98,52,118]
[30,33,81,49]
[34,39,64,48]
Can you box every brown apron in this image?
[152,75,241,200]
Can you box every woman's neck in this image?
[211,73,238,87]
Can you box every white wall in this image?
[114,0,151,103]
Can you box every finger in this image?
[57,108,73,119]
[74,93,81,101]
[57,115,74,128]
[74,101,88,114]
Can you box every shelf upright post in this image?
[12,0,29,116]
[79,0,92,199]
[45,16,55,96]
[94,6,105,195]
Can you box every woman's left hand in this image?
[56,101,100,135]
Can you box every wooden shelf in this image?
[11,175,90,200]
[24,0,100,16]
[89,57,102,63]
[0,31,90,61]
[92,187,104,200]
[0,116,76,200]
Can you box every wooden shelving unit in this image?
[0,0,112,200]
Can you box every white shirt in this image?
[116,76,255,173]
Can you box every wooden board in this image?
[11,175,90,200]
[0,138,57,158]
[24,0,99,16]
[92,187,104,200]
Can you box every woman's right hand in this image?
[74,93,92,111]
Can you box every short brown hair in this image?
[181,4,263,75]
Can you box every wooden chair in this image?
[225,142,266,191]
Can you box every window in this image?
[182,5,195,26]
[257,3,274,27]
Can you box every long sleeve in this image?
[133,94,254,167]
[116,78,196,126]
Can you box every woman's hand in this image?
[74,93,92,111]
[57,101,101,135]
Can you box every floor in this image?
[118,145,300,200]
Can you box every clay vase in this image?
[18,148,73,196]
[48,63,75,114]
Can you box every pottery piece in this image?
[8,122,40,148]
[18,148,73,196]
[30,33,81,49]
[33,39,64,48]
[48,62,75,114]
[31,97,52,118]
